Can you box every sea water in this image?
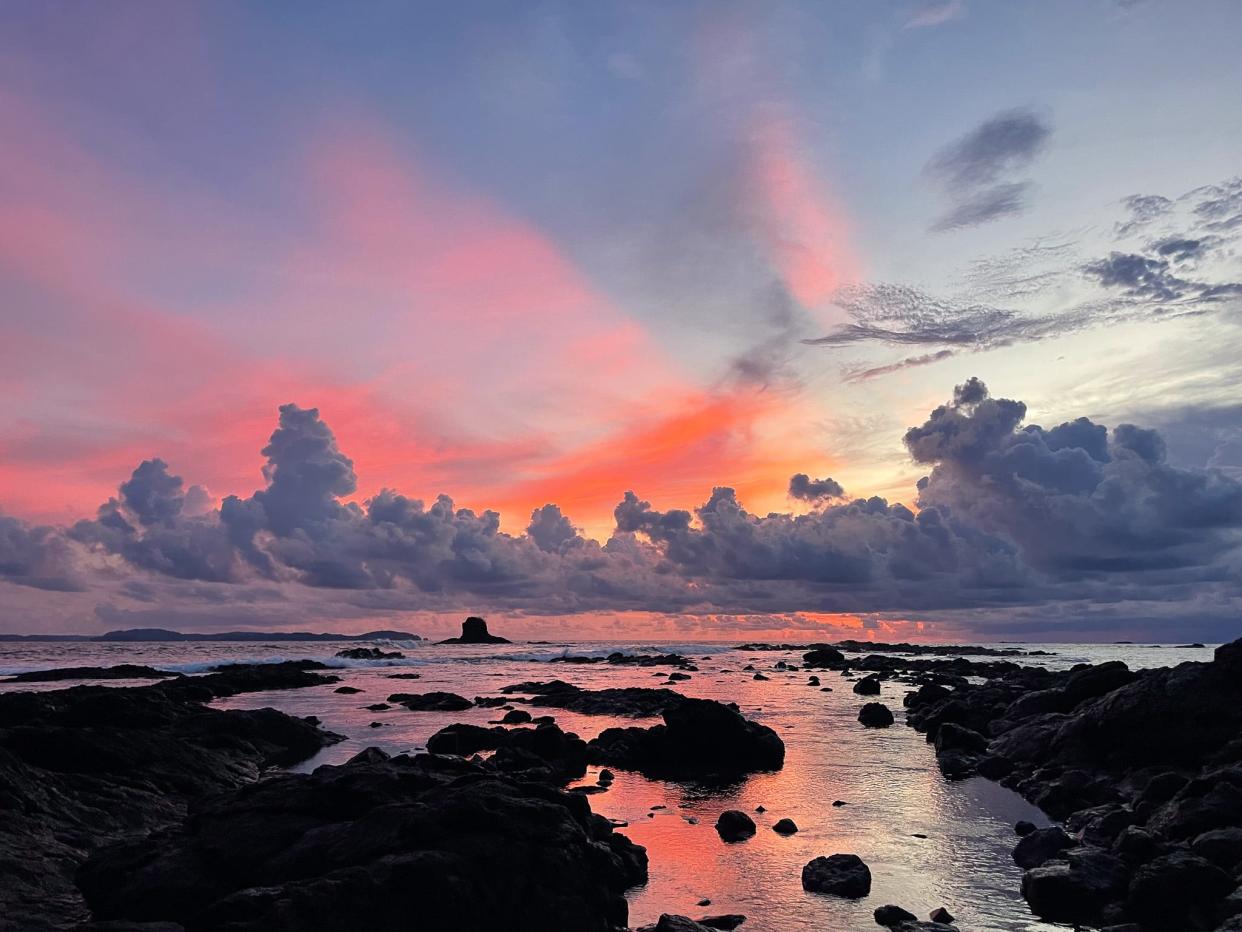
[0,640,1216,931]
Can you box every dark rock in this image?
[668,672,692,682]
[1014,826,1076,869]
[437,616,510,644]
[333,685,363,694]
[934,722,988,755]
[928,906,954,923]
[1020,846,1128,925]
[1125,850,1233,928]
[588,697,784,780]
[385,673,421,680]
[874,904,916,925]
[652,917,713,932]
[386,691,473,711]
[78,754,645,932]
[753,673,769,681]
[365,703,390,711]
[853,674,882,695]
[500,681,682,717]
[858,702,894,728]
[334,647,404,660]
[426,722,588,782]
[500,709,532,724]
[0,666,343,929]
[772,818,798,835]
[1112,826,1160,865]
[807,676,820,686]
[802,648,846,667]
[715,810,756,842]
[801,854,872,898]
[1191,826,1242,869]
[696,915,745,930]
[1015,820,1037,836]
[4,664,179,683]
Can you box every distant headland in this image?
[0,628,423,643]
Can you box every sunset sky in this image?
[2,1,1241,641]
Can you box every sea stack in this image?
[439,616,510,644]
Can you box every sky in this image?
[2,0,1242,642]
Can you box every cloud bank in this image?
[4,380,1242,640]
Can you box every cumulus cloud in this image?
[6,383,1242,629]
[788,474,846,502]
[925,109,1051,231]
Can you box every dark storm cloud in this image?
[907,378,1242,576]
[527,504,580,553]
[8,382,1242,627]
[925,109,1051,231]
[788,474,846,502]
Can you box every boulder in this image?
[1125,850,1233,929]
[802,647,846,667]
[853,674,882,696]
[1013,826,1076,869]
[1020,847,1128,925]
[858,703,895,728]
[715,810,756,842]
[772,818,798,835]
[801,854,872,898]
[874,904,916,925]
[928,906,954,923]
[334,647,404,660]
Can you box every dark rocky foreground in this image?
[903,637,1242,931]
[0,662,344,930]
[0,661,646,932]
[77,750,646,932]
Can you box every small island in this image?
[438,616,510,644]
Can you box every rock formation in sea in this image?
[438,615,511,644]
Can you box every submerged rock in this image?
[438,615,510,644]
[4,664,179,683]
[874,904,916,925]
[773,818,799,835]
[853,674,882,695]
[802,854,872,898]
[334,646,404,660]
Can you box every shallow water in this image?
[0,640,1218,930]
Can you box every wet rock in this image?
[1014,826,1076,869]
[387,691,473,711]
[874,904,916,925]
[928,906,954,923]
[753,673,770,681]
[651,917,714,932]
[78,754,645,932]
[334,647,404,660]
[1020,846,1128,925]
[858,702,894,728]
[773,818,798,835]
[437,615,510,644]
[801,854,872,898]
[715,810,757,842]
[807,676,820,686]
[588,697,784,779]
[333,685,363,694]
[426,722,588,782]
[386,672,421,680]
[500,681,682,717]
[4,664,179,683]
[0,667,343,929]
[1015,820,1037,836]
[500,709,532,724]
[853,674,882,696]
[668,672,692,682]
[696,915,745,930]
[802,648,846,667]
[365,703,390,711]
[1112,825,1161,865]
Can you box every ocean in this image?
[0,640,1216,931]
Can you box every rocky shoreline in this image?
[2,633,1240,931]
